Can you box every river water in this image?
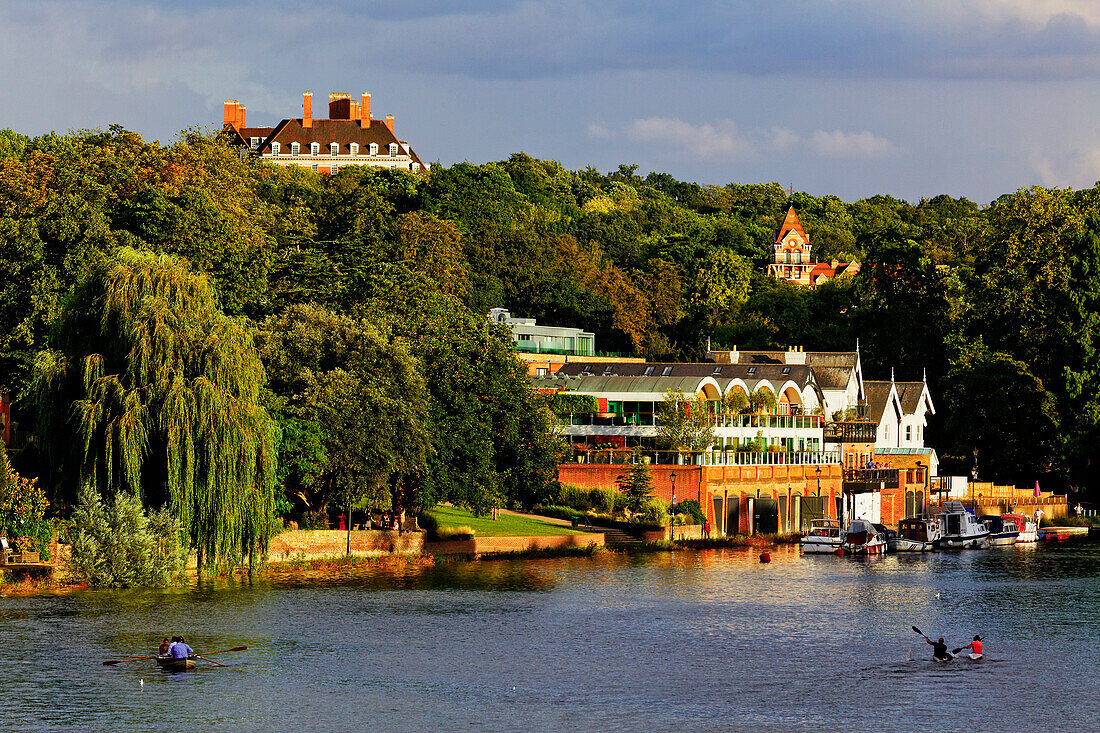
[2,542,1097,732]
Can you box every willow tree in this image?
[30,247,276,573]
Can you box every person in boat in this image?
[964,635,983,656]
[158,637,171,656]
[925,635,952,661]
[170,636,194,660]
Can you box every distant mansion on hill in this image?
[222,92,425,175]
[768,207,860,287]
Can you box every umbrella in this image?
[1033,480,1041,497]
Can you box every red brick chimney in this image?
[385,114,395,134]
[361,93,371,127]
[237,104,246,128]
[350,100,360,122]
[328,93,351,119]
[303,91,313,128]
[223,100,239,128]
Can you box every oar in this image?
[911,625,926,639]
[951,647,965,654]
[103,654,160,666]
[195,645,247,656]
[194,655,228,667]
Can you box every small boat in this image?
[1002,513,1038,543]
[890,517,941,552]
[800,518,844,554]
[979,515,1020,546]
[937,502,990,549]
[1038,526,1089,542]
[156,656,196,671]
[841,519,888,555]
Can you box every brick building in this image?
[223,92,425,175]
[766,207,859,288]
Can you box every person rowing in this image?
[924,634,953,661]
[960,635,982,659]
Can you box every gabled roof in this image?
[810,261,859,281]
[895,381,935,416]
[775,206,808,244]
[863,380,900,425]
[806,352,858,368]
[258,118,424,168]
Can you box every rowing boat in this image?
[155,656,196,671]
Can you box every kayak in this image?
[155,656,196,671]
[968,653,983,660]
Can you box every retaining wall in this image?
[423,533,604,556]
[268,530,424,561]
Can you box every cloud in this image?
[587,122,614,140]
[626,117,754,158]
[809,130,895,159]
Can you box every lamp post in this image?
[971,447,979,512]
[669,471,677,541]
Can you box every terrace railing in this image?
[573,449,840,467]
[823,421,878,443]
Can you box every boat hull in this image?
[156,656,196,671]
[843,539,887,555]
[940,535,989,549]
[987,532,1019,546]
[889,538,934,552]
[801,538,843,554]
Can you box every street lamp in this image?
[971,447,979,512]
[815,466,822,496]
[669,471,677,541]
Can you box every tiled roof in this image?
[812,366,855,390]
[863,380,898,425]
[258,118,424,168]
[775,206,808,243]
[895,381,933,415]
[734,351,786,364]
[806,352,858,368]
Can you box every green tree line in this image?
[0,126,1097,564]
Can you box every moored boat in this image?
[979,515,1020,546]
[841,518,888,555]
[937,501,990,549]
[800,518,844,554]
[890,517,940,552]
[1002,513,1038,543]
[1038,526,1089,542]
[156,656,196,671]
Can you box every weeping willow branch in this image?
[30,247,276,575]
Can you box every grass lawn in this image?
[428,505,584,537]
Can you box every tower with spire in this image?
[766,206,861,288]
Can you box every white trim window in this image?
[271,142,280,155]
[349,143,358,156]
[330,142,339,156]
[291,142,300,156]
[369,142,378,156]
[389,142,398,156]
[412,162,420,172]
[311,142,320,156]
[250,137,260,149]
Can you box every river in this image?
[2,542,1097,732]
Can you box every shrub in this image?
[590,487,623,514]
[638,497,671,525]
[436,525,475,540]
[299,510,329,530]
[417,512,439,535]
[68,487,186,588]
[557,484,593,511]
[674,499,706,525]
[0,451,52,559]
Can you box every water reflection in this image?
[2,542,1099,732]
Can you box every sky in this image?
[4,0,1100,203]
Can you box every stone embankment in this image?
[269,529,605,560]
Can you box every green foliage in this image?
[549,393,599,414]
[0,449,52,558]
[68,486,185,588]
[673,499,706,525]
[28,248,276,574]
[616,459,655,512]
[655,390,716,450]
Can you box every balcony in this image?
[823,421,877,443]
[842,468,900,492]
[572,449,840,467]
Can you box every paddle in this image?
[194,645,247,656]
[912,626,953,660]
[194,655,228,667]
[102,645,245,666]
[951,647,965,654]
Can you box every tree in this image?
[688,247,753,329]
[28,248,277,574]
[616,459,655,512]
[257,304,431,528]
[655,390,715,452]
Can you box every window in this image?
[536,368,548,377]
[603,365,613,374]
[291,142,300,155]
[369,142,378,156]
[311,142,320,156]
[662,366,673,376]
[331,165,338,174]
[389,143,398,156]
[311,164,318,172]
[250,137,259,149]
[747,366,757,375]
[350,143,358,156]
[330,143,339,156]
[906,426,912,441]
[643,366,654,376]
[517,334,531,341]
[782,367,791,375]
[712,366,722,374]
[271,142,280,155]
[413,162,421,172]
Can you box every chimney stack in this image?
[328,92,351,119]
[237,104,246,129]
[350,100,360,122]
[223,100,239,129]
[361,93,371,126]
[385,114,395,134]
[303,91,313,128]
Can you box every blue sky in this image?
[4,0,1100,202]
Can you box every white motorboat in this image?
[1002,512,1038,543]
[890,517,940,552]
[937,502,990,549]
[841,518,888,555]
[800,518,844,554]
[979,515,1020,546]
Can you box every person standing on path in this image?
[703,518,711,539]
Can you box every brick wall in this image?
[424,533,604,555]
[268,529,424,560]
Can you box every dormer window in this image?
[412,162,420,172]
[311,142,320,156]
[291,142,300,155]
[643,366,655,376]
[330,143,339,156]
[271,142,280,155]
[747,366,757,375]
[389,143,398,156]
[250,137,259,149]
[349,143,358,156]
[662,366,673,376]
